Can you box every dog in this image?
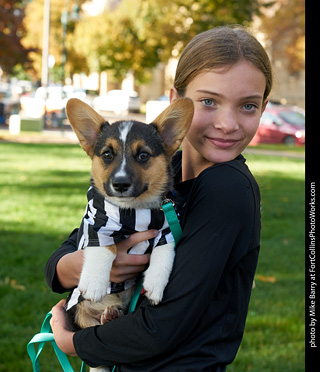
[64,97,193,371]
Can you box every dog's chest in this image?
[77,187,172,254]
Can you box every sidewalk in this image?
[0,127,79,144]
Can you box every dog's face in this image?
[66,98,194,209]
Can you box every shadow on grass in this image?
[0,227,85,372]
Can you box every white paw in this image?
[143,281,164,305]
[78,274,108,302]
[78,246,116,302]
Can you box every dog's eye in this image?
[102,150,113,161]
[137,152,150,162]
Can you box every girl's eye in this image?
[243,103,257,112]
[201,98,215,107]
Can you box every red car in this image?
[250,104,305,146]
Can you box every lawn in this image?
[0,141,305,371]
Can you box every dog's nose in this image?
[112,177,131,193]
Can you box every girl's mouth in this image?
[207,137,239,149]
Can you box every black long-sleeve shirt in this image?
[45,153,261,372]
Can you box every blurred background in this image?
[0,1,305,371]
[0,0,304,144]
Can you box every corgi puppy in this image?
[64,98,194,347]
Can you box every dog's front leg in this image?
[143,242,175,305]
[78,245,117,302]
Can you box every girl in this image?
[47,25,272,371]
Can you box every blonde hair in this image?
[174,25,273,101]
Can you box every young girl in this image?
[47,25,272,371]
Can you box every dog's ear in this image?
[66,98,107,158]
[151,98,194,158]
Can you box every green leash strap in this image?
[27,311,86,372]
[128,276,144,314]
[162,199,182,245]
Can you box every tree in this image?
[0,0,34,75]
[22,0,87,82]
[71,0,264,84]
[258,0,305,73]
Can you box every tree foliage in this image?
[70,0,263,83]
[0,0,34,75]
[21,0,303,84]
[258,0,305,73]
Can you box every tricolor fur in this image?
[65,98,193,371]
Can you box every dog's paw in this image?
[143,282,163,306]
[100,306,124,324]
[79,279,108,302]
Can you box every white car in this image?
[93,90,141,114]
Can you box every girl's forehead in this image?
[186,61,266,98]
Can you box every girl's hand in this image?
[50,299,77,356]
[56,230,157,289]
[110,230,157,283]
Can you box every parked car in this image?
[250,104,305,146]
[146,95,170,123]
[20,85,87,125]
[93,90,141,114]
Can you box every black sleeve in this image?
[45,228,78,293]
[73,164,258,367]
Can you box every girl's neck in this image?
[181,139,214,182]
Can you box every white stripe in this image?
[66,288,82,310]
[119,121,133,143]
[114,157,127,178]
[114,121,133,179]
[135,209,151,231]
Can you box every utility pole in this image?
[41,0,50,127]
[41,0,50,87]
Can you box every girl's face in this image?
[171,61,267,177]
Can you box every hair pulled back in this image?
[174,25,273,101]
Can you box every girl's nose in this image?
[214,109,239,133]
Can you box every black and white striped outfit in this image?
[66,186,174,311]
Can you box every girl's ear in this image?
[66,98,107,158]
[169,87,180,103]
[261,99,269,115]
[151,98,194,158]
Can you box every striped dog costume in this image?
[66,186,174,311]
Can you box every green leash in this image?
[161,199,182,245]
[27,311,86,372]
[28,201,181,372]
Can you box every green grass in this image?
[0,142,304,371]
